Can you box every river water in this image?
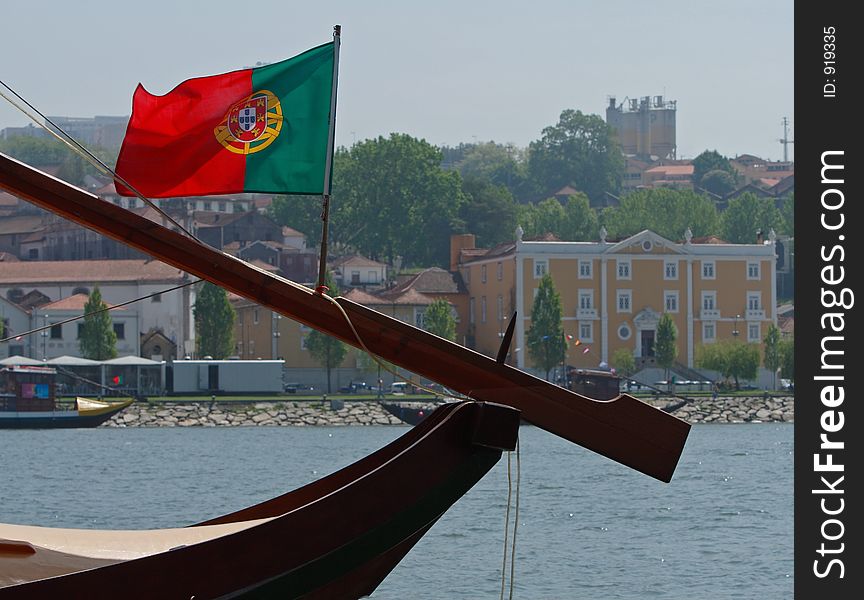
[1,423,792,599]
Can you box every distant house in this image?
[330,255,389,289]
[33,293,140,360]
[0,259,195,359]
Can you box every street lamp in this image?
[732,314,740,338]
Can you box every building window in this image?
[703,322,716,342]
[747,262,761,280]
[664,291,679,313]
[77,323,83,339]
[414,308,426,329]
[351,271,360,284]
[748,323,761,343]
[481,296,487,323]
[618,324,631,340]
[702,292,717,311]
[497,262,503,281]
[664,261,678,280]
[253,309,259,324]
[28,248,39,259]
[50,323,62,339]
[534,259,548,279]
[578,290,593,310]
[469,297,475,324]
[481,265,487,283]
[578,260,592,279]
[579,322,593,343]
[702,261,716,279]
[113,323,125,340]
[497,295,504,321]
[300,336,307,350]
[616,260,631,280]
[72,287,90,296]
[464,269,470,285]
[368,270,378,284]
[152,293,162,303]
[747,293,761,311]
[617,290,632,313]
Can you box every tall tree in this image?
[720,192,783,243]
[194,282,236,359]
[79,286,118,360]
[453,141,529,197]
[779,338,794,382]
[763,324,782,390]
[334,134,467,267]
[526,274,566,381]
[527,109,624,205]
[654,313,678,383]
[423,299,456,342]
[778,193,794,236]
[696,340,760,390]
[305,273,348,393]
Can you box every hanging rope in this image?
[0,279,200,344]
[0,80,196,239]
[499,450,514,600]
[508,440,521,600]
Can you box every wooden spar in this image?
[0,152,690,482]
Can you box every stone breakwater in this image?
[103,395,794,427]
[103,401,405,428]
[645,395,794,424]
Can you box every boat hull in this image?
[0,399,132,429]
[0,401,521,598]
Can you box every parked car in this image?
[284,382,314,394]
[339,381,369,394]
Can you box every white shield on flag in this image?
[238,106,257,132]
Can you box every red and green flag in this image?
[115,41,336,198]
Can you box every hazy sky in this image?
[1,0,793,161]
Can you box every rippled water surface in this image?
[1,423,792,598]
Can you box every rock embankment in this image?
[103,401,404,428]
[645,395,794,424]
[103,396,794,428]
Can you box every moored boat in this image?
[0,365,132,429]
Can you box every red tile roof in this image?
[0,259,188,284]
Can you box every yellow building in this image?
[456,228,778,374]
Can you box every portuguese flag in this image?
[115,41,335,198]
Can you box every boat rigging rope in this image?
[0,80,196,240]
[0,279,200,344]
[318,291,472,401]
[499,440,521,600]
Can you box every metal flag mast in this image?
[316,24,341,294]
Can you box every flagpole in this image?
[316,24,341,294]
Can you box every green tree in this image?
[611,347,636,378]
[692,150,738,187]
[454,141,527,193]
[194,282,236,359]
[696,340,760,390]
[778,193,794,236]
[700,169,738,197]
[305,274,348,393]
[654,313,678,382]
[601,188,720,241]
[334,134,467,267]
[779,338,794,382]
[423,298,456,342]
[763,324,782,390]
[78,286,117,360]
[459,178,518,247]
[526,274,566,381]
[527,109,624,205]
[720,192,783,244]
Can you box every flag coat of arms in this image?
[115,41,335,198]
